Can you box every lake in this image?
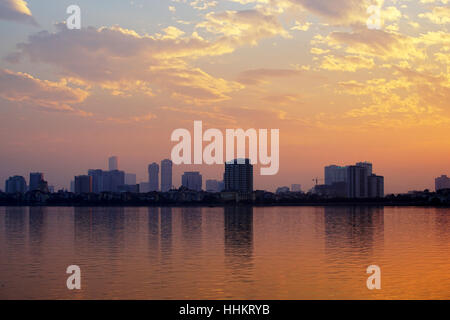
[0,206,449,299]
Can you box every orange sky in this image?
[0,0,449,193]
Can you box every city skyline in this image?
[0,0,449,194]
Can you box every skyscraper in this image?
[88,169,104,193]
[161,159,173,192]
[435,175,450,191]
[74,175,92,194]
[148,163,159,192]
[347,165,369,198]
[356,162,373,176]
[224,158,253,193]
[368,175,384,198]
[206,179,220,192]
[125,173,137,185]
[109,156,119,171]
[182,172,202,191]
[103,170,125,192]
[324,165,348,185]
[29,172,44,191]
[5,176,27,194]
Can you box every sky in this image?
[0,0,449,193]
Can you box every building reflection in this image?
[324,206,384,257]
[147,207,173,260]
[181,207,202,249]
[74,207,125,253]
[224,206,254,271]
[4,207,26,247]
[29,207,46,254]
[160,207,172,259]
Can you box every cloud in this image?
[9,24,244,104]
[0,0,37,25]
[0,68,91,116]
[237,68,307,85]
[419,6,450,24]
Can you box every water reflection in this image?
[29,207,45,254]
[224,206,253,272]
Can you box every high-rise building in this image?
[103,170,125,192]
[161,159,173,192]
[125,173,137,185]
[291,184,302,192]
[148,163,159,192]
[182,172,202,191]
[224,158,253,193]
[356,162,373,176]
[5,176,27,194]
[74,175,92,194]
[88,169,104,193]
[109,156,119,171]
[368,175,384,198]
[436,175,450,191]
[29,172,44,191]
[206,179,220,192]
[325,165,348,185]
[276,186,290,194]
[347,165,369,198]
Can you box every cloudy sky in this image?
[0,0,449,193]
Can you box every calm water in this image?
[0,206,450,300]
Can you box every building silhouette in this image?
[108,156,119,171]
[206,179,223,192]
[436,175,450,191]
[148,163,159,192]
[325,165,347,185]
[29,172,44,191]
[125,173,137,185]
[347,165,369,198]
[74,175,92,194]
[291,184,302,192]
[5,176,27,194]
[224,158,253,193]
[182,172,202,191]
[88,169,103,193]
[161,159,173,192]
[368,175,384,198]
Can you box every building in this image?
[118,184,139,193]
[436,175,450,191]
[276,186,290,194]
[324,165,347,185]
[224,158,253,193]
[356,162,373,176]
[148,163,159,192]
[29,172,44,191]
[206,179,221,192]
[161,159,173,192]
[182,172,202,191]
[109,156,119,171]
[88,169,104,193]
[291,184,302,192]
[5,176,27,194]
[139,182,151,193]
[74,175,92,194]
[125,173,137,185]
[347,165,369,198]
[102,170,125,192]
[368,174,384,198]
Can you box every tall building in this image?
[29,172,44,191]
[356,162,373,176]
[125,173,137,185]
[88,169,104,193]
[291,184,302,192]
[109,156,119,171]
[103,170,125,192]
[74,175,92,194]
[5,176,27,194]
[436,175,450,191]
[368,175,384,198]
[324,165,348,185]
[347,165,369,198]
[206,179,220,192]
[224,158,253,193]
[148,163,159,192]
[182,172,202,191]
[161,159,173,192]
